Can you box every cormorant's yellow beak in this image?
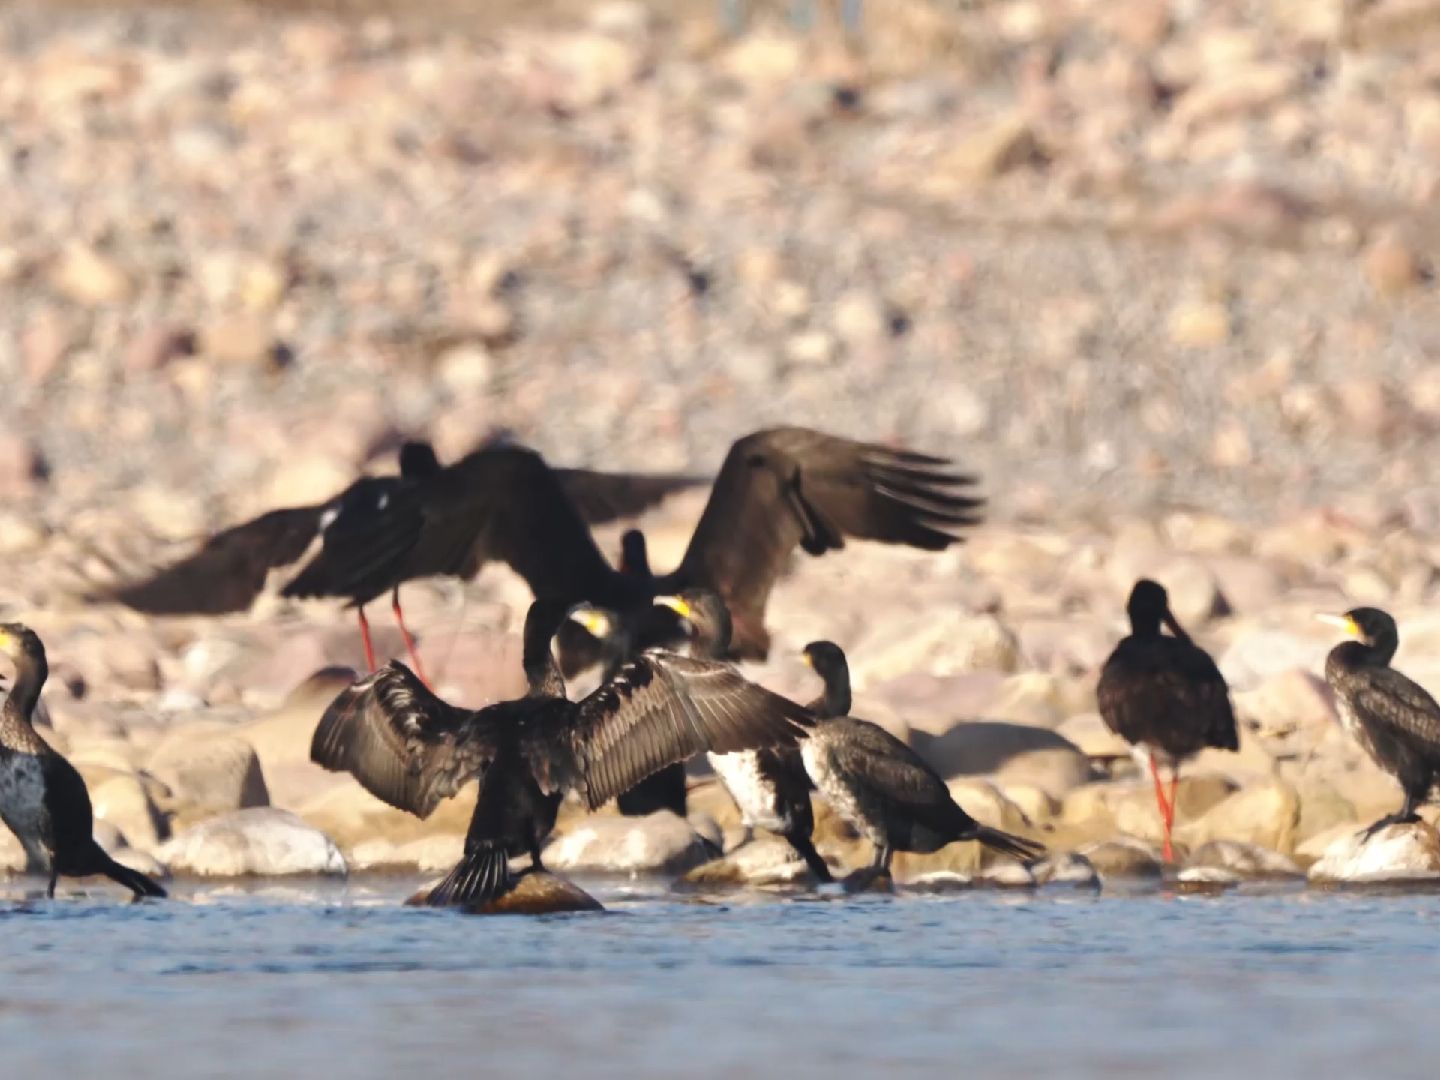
[1315,613,1360,637]
[0,628,13,652]
[568,607,612,639]
[801,649,813,669]
[654,595,693,619]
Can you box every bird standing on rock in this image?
[798,640,1044,890]
[1096,579,1238,863]
[0,624,166,900]
[310,599,815,909]
[1317,607,1440,838]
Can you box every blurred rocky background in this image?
[3,0,1440,888]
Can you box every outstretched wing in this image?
[556,468,705,526]
[310,662,499,818]
[668,428,983,657]
[529,652,815,810]
[289,446,620,607]
[98,506,324,614]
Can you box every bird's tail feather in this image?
[785,832,834,883]
[96,849,167,899]
[425,844,511,908]
[970,825,1045,863]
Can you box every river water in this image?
[2,875,1436,1078]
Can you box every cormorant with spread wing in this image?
[310,599,815,908]
[573,589,833,882]
[1317,607,1440,838]
[317,427,981,816]
[799,640,1044,889]
[99,439,698,682]
[1096,579,1238,863]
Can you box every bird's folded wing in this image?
[310,662,498,818]
[536,653,814,810]
[1349,668,1440,749]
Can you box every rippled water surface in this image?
[4,876,1438,1078]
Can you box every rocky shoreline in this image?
[4,0,1440,896]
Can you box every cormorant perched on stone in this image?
[586,589,832,883]
[1096,579,1238,862]
[1317,607,1440,838]
[310,600,815,908]
[0,624,166,900]
[98,439,697,683]
[799,640,1044,889]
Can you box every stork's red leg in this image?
[1148,751,1174,863]
[392,587,430,687]
[1166,769,1180,833]
[357,606,377,672]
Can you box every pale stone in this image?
[159,808,346,877]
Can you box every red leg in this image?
[357,606,377,672]
[1148,752,1174,863]
[392,588,429,687]
[1166,769,1180,833]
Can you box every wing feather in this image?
[99,505,324,614]
[309,662,498,817]
[668,428,984,657]
[534,653,814,809]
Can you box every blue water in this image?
[2,876,1437,1078]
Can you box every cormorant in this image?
[1096,579,1238,862]
[0,624,166,900]
[799,640,1044,888]
[310,599,815,907]
[579,589,833,882]
[98,439,697,682]
[1317,607,1440,838]
[319,428,980,819]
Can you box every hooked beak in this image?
[653,595,693,620]
[1314,613,1359,637]
[568,605,613,640]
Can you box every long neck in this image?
[1361,632,1399,666]
[522,610,566,698]
[813,664,851,719]
[7,651,46,722]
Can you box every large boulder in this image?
[146,730,269,824]
[1176,779,1300,853]
[680,836,827,887]
[90,772,169,852]
[543,811,713,875]
[297,776,477,853]
[1184,840,1302,880]
[1307,822,1440,884]
[159,808,347,877]
[910,721,1094,795]
[349,834,465,874]
[236,666,357,808]
[1077,838,1163,881]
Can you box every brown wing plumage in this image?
[667,428,984,656]
[310,662,499,817]
[1342,666,1440,755]
[532,652,815,810]
[556,468,705,526]
[99,506,324,614]
[1097,636,1238,757]
[302,447,621,607]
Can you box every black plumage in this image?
[641,590,831,883]
[310,600,815,908]
[99,439,697,681]
[1096,579,1238,862]
[799,640,1045,888]
[334,428,980,818]
[1318,607,1440,838]
[0,625,166,900]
